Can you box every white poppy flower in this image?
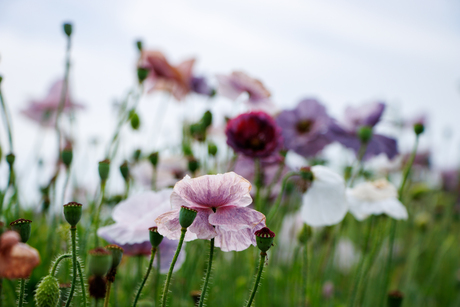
[347,179,408,221]
[300,165,347,227]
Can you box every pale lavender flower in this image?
[342,101,385,131]
[155,172,266,252]
[97,190,185,272]
[276,99,336,157]
[191,76,214,97]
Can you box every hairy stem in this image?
[51,254,72,276]
[77,259,87,307]
[198,238,215,307]
[65,227,77,307]
[17,279,25,307]
[245,252,267,307]
[133,248,157,307]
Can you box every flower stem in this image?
[17,279,25,307]
[302,240,310,306]
[264,160,285,201]
[348,142,368,187]
[154,247,161,304]
[77,259,87,307]
[161,227,187,307]
[65,227,78,307]
[51,254,72,276]
[0,83,14,152]
[133,247,157,307]
[245,252,267,307]
[266,171,298,223]
[93,182,106,247]
[198,238,215,307]
[254,158,262,211]
[104,281,112,307]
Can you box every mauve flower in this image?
[97,190,185,272]
[21,79,84,127]
[347,179,408,221]
[140,50,195,100]
[440,169,459,193]
[329,101,398,160]
[276,99,336,157]
[226,111,283,158]
[190,76,214,97]
[301,166,348,227]
[216,71,272,108]
[0,231,40,279]
[155,172,266,252]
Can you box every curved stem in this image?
[198,238,215,307]
[104,282,112,307]
[266,171,298,223]
[161,228,187,307]
[51,254,72,276]
[17,279,25,307]
[133,248,157,307]
[77,259,87,307]
[245,252,267,307]
[65,227,77,307]
[93,182,106,247]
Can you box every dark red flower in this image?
[225,111,283,158]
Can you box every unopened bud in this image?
[6,153,15,166]
[299,166,314,181]
[208,142,218,156]
[63,202,83,227]
[148,152,159,168]
[98,159,110,182]
[413,123,424,136]
[188,158,200,173]
[179,206,198,228]
[119,161,130,181]
[61,144,73,167]
[35,275,60,307]
[149,226,163,247]
[130,111,140,130]
[201,110,212,128]
[358,126,373,143]
[136,40,143,52]
[255,227,275,253]
[88,248,112,277]
[137,67,149,84]
[298,223,312,244]
[63,23,72,37]
[0,75,3,84]
[9,218,32,243]
[133,149,142,162]
[182,143,193,157]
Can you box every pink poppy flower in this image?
[139,50,195,101]
[21,79,84,127]
[155,172,266,252]
[0,231,40,279]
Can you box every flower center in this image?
[296,120,313,134]
[249,137,265,150]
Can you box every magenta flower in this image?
[155,172,266,252]
[216,71,272,108]
[21,79,84,127]
[226,111,283,158]
[97,190,185,272]
[276,99,336,157]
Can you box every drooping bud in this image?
[358,126,373,143]
[88,247,112,277]
[148,152,159,168]
[254,227,275,253]
[136,40,143,52]
[137,67,149,84]
[188,157,200,174]
[98,159,110,183]
[179,206,198,228]
[207,142,218,156]
[9,218,32,243]
[63,202,82,227]
[63,23,73,37]
[413,123,424,136]
[105,245,124,270]
[149,227,163,247]
[387,290,403,307]
[88,275,107,299]
[61,143,73,168]
[130,111,140,130]
[35,275,60,307]
[119,160,130,182]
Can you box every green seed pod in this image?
[297,223,312,245]
[136,40,143,52]
[130,112,140,130]
[119,161,130,182]
[299,166,314,182]
[207,142,218,156]
[88,248,112,277]
[413,123,424,136]
[358,126,373,144]
[188,158,200,174]
[9,218,32,243]
[105,245,124,269]
[137,67,149,84]
[35,275,60,307]
[201,110,213,128]
[6,153,15,166]
[98,159,111,182]
[387,290,403,307]
[179,206,198,228]
[149,226,163,247]
[148,152,159,168]
[63,23,72,37]
[182,143,193,157]
[63,202,82,227]
[61,145,73,168]
[255,227,275,253]
[133,149,142,162]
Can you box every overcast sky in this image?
[1,0,460,194]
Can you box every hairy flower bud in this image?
[35,275,60,307]
[88,248,112,277]
[179,206,198,228]
[9,218,32,243]
[255,227,275,253]
[63,202,82,227]
[98,159,110,182]
[149,227,163,247]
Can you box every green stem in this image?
[94,182,106,247]
[266,171,298,223]
[264,160,285,201]
[161,228,187,307]
[198,238,215,307]
[154,246,161,304]
[17,279,25,307]
[65,227,77,307]
[51,254,72,276]
[302,240,310,306]
[348,142,368,187]
[245,252,267,307]
[254,159,262,212]
[133,248,157,307]
[0,86,14,152]
[104,282,112,307]
[77,259,87,307]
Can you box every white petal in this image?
[381,198,408,220]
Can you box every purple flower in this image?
[276,99,336,157]
[440,169,459,192]
[190,76,214,97]
[226,111,283,158]
[97,190,185,273]
[329,102,398,160]
[155,172,266,252]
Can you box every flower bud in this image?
[98,159,110,182]
[88,248,112,277]
[9,218,32,243]
[179,206,198,228]
[358,126,373,143]
[148,152,159,168]
[149,226,163,247]
[133,149,142,162]
[105,244,124,269]
[0,75,3,84]
[188,158,200,174]
[387,290,403,307]
[63,23,72,37]
[255,227,275,253]
[61,144,73,168]
[297,223,312,244]
[88,275,107,299]
[130,111,140,130]
[299,166,314,182]
[137,67,149,84]
[6,153,15,166]
[35,275,60,307]
[208,142,218,156]
[119,160,130,182]
[413,123,424,136]
[201,110,213,128]
[182,143,193,157]
[136,40,143,52]
[63,202,82,227]
[190,123,206,142]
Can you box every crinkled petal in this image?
[155,209,197,242]
[188,208,217,240]
[216,74,244,100]
[209,206,266,231]
[98,223,147,246]
[213,227,255,252]
[301,166,347,227]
